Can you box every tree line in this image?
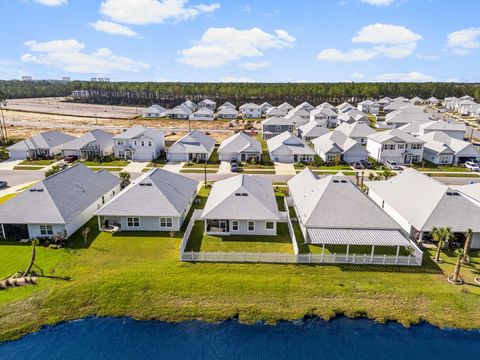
[1,80,480,107]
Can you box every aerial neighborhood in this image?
[1,95,480,268]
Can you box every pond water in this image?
[1,317,479,360]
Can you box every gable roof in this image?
[266,107,286,116]
[216,107,238,115]
[8,131,75,151]
[113,126,164,140]
[312,131,367,155]
[365,168,480,232]
[201,175,279,220]
[311,107,337,117]
[143,104,167,114]
[192,107,214,116]
[288,169,403,229]
[61,129,113,151]
[297,122,329,138]
[218,132,261,154]
[267,131,316,155]
[96,169,198,217]
[168,130,215,154]
[261,116,294,126]
[336,122,375,138]
[418,131,479,155]
[278,102,293,111]
[199,98,216,105]
[239,102,261,110]
[0,164,120,225]
[419,120,466,133]
[367,128,424,144]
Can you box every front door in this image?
[404,154,412,165]
[219,220,228,233]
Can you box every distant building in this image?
[21,76,32,81]
[62,77,71,82]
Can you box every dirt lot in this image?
[2,110,261,144]
[3,97,141,119]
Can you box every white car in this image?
[386,161,400,170]
[464,161,480,172]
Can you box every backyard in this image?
[0,217,480,344]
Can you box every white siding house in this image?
[61,129,114,160]
[114,126,165,161]
[266,131,315,163]
[7,131,76,160]
[167,130,215,162]
[312,131,369,164]
[218,132,262,162]
[366,129,424,165]
[239,103,262,118]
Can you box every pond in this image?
[1,317,479,360]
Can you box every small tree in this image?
[450,250,464,285]
[461,228,473,264]
[381,169,393,180]
[23,238,39,276]
[432,227,454,263]
[82,227,90,246]
[119,171,131,189]
[45,164,61,178]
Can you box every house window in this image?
[118,151,124,158]
[160,217,173,228]
[397,144,405,149]
[148,141,152,147]
[133,141,138,146]
[388,144,395,150]
[116,140,124,146]
[248,221,255,232]
[275,125,281,131]
[232,220,239,231]
[265,221,274,230]
[411,155,421,163]
[439,156,450,164]
[127,217,140,227]
[40,225,53,235]
[411,144,422,150]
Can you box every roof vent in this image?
[332,180,340,183]
[446,191,460,196]
[340,180,347,183]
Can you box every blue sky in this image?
[1,0,480,82]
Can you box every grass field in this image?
[81,159,129,167]
[88,167,123,172]
[180,169,218,174]
[13,166,44,170]
[0,213,480,342]
[18,159,54,166]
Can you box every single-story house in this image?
[266,131,315,163]
[166,105,192,119]
[182,100,198,112]
[8,131,76,160]
[218,102,236,111]
[384,107,432,128]
[365,168,480,248]
[96,169,198,232]
[143,104,168,118]
[218,132,262,162]
[336,102,355,113]
[189,107,215,121]
[296,101,315,112]
[167,130,216,162]
[288,168,419,258]
[285,113,309,128]
[417,120,466,140]
[297,121,328,142]
[426,97,440,105]
[357,100,379,114]
[312,131,369,163]
[216,107,238,119]
[201,175,279,236]
[113,126,165,161]
[338,109,369,125]
[418,131,480,165]
[260,102,273,115]
[287,107,310,121]
[261,116,294,139]
[335,122,375,146]
[0,164,121,240]
[61,129,114,160]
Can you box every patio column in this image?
[371,245,375,261]
[1,223,5,239]
[396,246,400,257]
[418,231,423,242]
[346,244,350,261]
[322,243,325,255]
[97,216,102,231]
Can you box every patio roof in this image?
[307,229,412,247]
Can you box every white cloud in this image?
[416,54,440,61]
[445,28,480,55]
[240,4,251,12]
[218,76,256,82]
[351,72,364,80]
[178,27,295,68]
[361,0,395,6]
[317,23,421,62]
[89,21,138,37]
[239,61,271,70]
[100,0,220,25]
[33,0,67,6]
[21,39,150,74]
[374,71,434,82]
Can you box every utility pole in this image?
[204,159,207,187]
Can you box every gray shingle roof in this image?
[201,175,279,220]
[113,126,164,140]
[261,116,294,126]
[218,132,261,154]
[96,169,198,217]
[8,131,75,151]
[0,164,120,224]
[168,130,215,155]
[336,122,375,138]
[61,129,113,151]
[267,132,316,155]
[367,128,424,144]
[288,169,403,229]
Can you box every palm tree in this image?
[82,227,90,246]
[119,171,131,189]
[23,238,39,276]
[381,169,393,180]
[432,227,454,263]
[450,249,464,284]
[461,228,473,264]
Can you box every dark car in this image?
[64,155,78,163]
[352,162,363,169]
[360,160,373,169]
[0,180,8,189]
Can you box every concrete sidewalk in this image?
[163,161,185,173]
[274,163,296,176]
[0,160,22,171]
[122,161,148,173]
[217,161,232,174]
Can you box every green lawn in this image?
[81,159,129,167]
[18,159,54,166]
[413,161,474,172]
[242,170,276,174]
[88,167,123,172]
[207,147,220,165]
[275,191,286,211]
[180,169,218,174]
[185,221,294,254]
[183,163,219,168]
[1,213,480,342]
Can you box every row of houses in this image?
[2,163,479,259]
[443,95,480,118]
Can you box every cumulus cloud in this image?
[350,72,364,80]
[239,61,271,70]
[361,0,395,5]
[89,21,138,37]
[21,39,150,74]
[317,23,421,62]
[99,0,220,25]
[445,28,480,55]
[178,27,296,68]
[33,0,67,6]
[374,71,434,82]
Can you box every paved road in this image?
[0,170,45,187]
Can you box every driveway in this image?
[122,161,148,173]
[217,161,232,174]
[163,161,185,173]
[274,162,296,176]
[0,160,22,171]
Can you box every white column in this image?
[346,244,350,261]
[97,216,102,231]
[371,245,375,261]
[1,223,5,239]
[322,243,325,255]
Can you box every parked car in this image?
[465,161,480,172]
[230,160,238,172]
[386,161,400,170]
[360,160,373,169]
[0,180,8,189]
[351,162,362,169]
[64,155,78,163]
